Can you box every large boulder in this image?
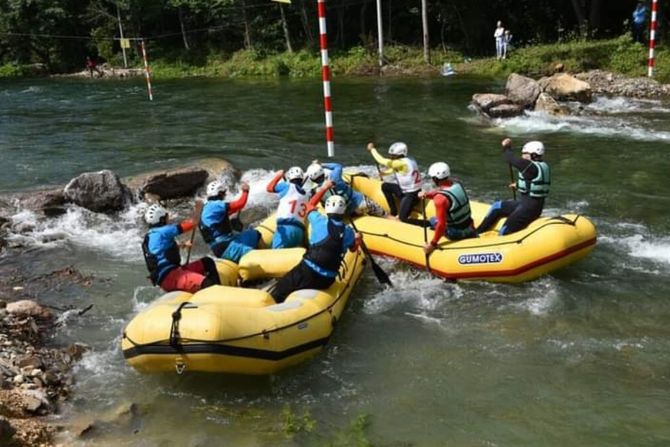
[63,170,130,212]
[471,93,512,113]
[506,73,542,108]
[487,103,525,118]
[534,92,566,116]
[138,167,208,200]
[539,73,592,103]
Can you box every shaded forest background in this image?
[0,0,668,72]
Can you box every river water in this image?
[1,76,669,446]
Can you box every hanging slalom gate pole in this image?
[317,0,334,157]
[648,0,659,77]
[140,39,154,101]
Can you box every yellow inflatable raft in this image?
[122,214,365,375]
[348,175,597,283]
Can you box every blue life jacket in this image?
[303,219,346,277]
[142,225,181,285]
[199,199,233,248]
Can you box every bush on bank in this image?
[1,36,667,84]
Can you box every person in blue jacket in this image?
[305,160,368,216]
[270,188,361,304]
[266,166,310,249]
[199,180,261,263]
[142,204,220,293]
[476,138,551,236]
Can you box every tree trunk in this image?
[387,0,392,41]
[570,0,587,37]
[588,0,603,36]
[440,15,447,54]
[241,0,252,49]
[421,0,430,63]
[336,0,346,48]
[178,6,190,50]
[279,4,293,52]
[299,0,314,48]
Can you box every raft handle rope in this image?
[169,302,197,348]
[123,250,364,348]
[175,360,186,375]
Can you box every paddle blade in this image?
[369,257,393,287]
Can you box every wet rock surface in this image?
[0,266,95,447]
[63,169,131,213]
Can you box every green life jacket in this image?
[517,161,551,198]
[436,182,472,228]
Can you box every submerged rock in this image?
[19,188,66,217]
[63,169,130,212]
[534,92,566,116]
[139,167,208,201]
[487,103,525,118]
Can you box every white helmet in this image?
[522,141,545,156]
[206,180,226,197]
[428,162,450,180]
[388,142,408,157]
[285,166,305,182]
[144,204,167,225]
[325,195,347,216]
[305,163,325,182]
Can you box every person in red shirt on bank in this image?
[416,162,477,255]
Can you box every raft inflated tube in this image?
[347,174,597,283]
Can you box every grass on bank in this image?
[1,35,668,83]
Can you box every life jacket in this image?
[142,228,181,286]
[435,182,472,228]
[322,183,354,205]
[277,183,308,223]
[394,157,422,193]
[517,161,551,199]
[199,199,233,247]
[303,219,346,276]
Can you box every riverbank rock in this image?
[487,103,525,118]
[575,69,670,98]
[506,73,541,108]
[538,73,592,103]
[63,170,130,212]
[6,300,52,320]
[56,65,144,79]
[471,93,525,118]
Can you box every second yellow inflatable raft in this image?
[348,174,597,283]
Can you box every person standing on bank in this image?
[476,138,551,236]
[415,162,477,255]
[366,141,422,222]
[502,30,512,59]
[494,21,505,60]
[199,180,261,263]
[270,186,360,304]
[142,204,220,294]
[632,1,648,44]
[266,166,310,248]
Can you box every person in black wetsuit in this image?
[476,138,551,236]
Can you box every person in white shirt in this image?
[494,20,505,60]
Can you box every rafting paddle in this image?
[421,197,432,273]
[508,163,517,201]
[185,199,204,265]
[349,217,393,287]
[349,176,393,287]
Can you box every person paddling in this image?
[270,186,361,304]
[266,166,309,248]
[199,180,261,263]
[415,162,477,255]
[305,160,368,216]
[476,138,551,236]
[142,204,220,294]
[366,141,422,222]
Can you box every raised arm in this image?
[266,170,284,193]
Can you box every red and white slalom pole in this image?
[140,39,154,101]
[317,0,334,157]
[648,0,659,77]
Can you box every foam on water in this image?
[496,110,670,142]
[585,96,670,114]
[615,234,670,265]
